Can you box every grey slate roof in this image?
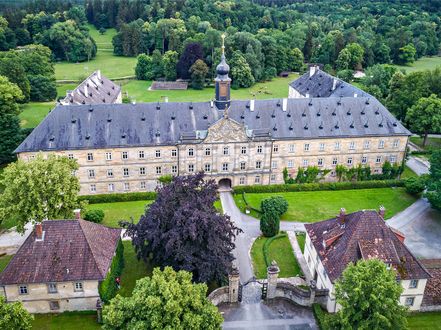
[16,97,410,153]
[289,68,369,98]
[60,70,121,105]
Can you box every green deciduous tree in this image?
[398,44,416,65]
[230,51,254,88]
[102,267,222,330]
[0,296,33,330]
[406,94,441,147]
[162,50,178,81]
[288,47,304,71]
[190,59,208,90]
[0,155,80,233]
[426,150,441,211]
[335,259,408,330]
[135,54,154,80]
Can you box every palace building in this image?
[16,51,410,195]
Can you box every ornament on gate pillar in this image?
[228,264,240,303]
[266,260,280,299]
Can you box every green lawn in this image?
[251,234,302,279]
[401,165,418,179]
[393,56,441,73]
[408,312,441,330]
[19,102,54,128]
[32,311,100,330]
[296,233,306,253]
[0,254,13,272]
[235,188,416,222]
[410,136,441,151]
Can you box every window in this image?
[240,162,246,170]
[318,158,323,166]
[255,161,262,169]
[188,148,194,156]
[88,169,95,179]
[270,174,276,182]
[362,156,367,164]
[49,301,60,311]
[204,163,211,172]
[48,283,57,294]
[376,156,382,164]
[19,285,28,295]
[257,145,263,154]
[303,159,308,167]
[105,152,112,160]
[205,148,211,156]
[74,282,83,292]
[289,144,295,153]
[239,177,246,185]
[122,151,128,160]
[273,145,279,153]
[107,169,113,177]
[332,158,338,166]
[347,157,353,165]
[319,143,325,151]
[124,182,130,191]
[349,141,355,150]
[90,184,96,193]
[108,183,114,192]
[156,166,162,174]
[139,167,146,175]
[222,163,229,171]
[393,139,399,148]
[241,146,247,154]
[255,176,261,184]
[171,165,177,174]
[379,140,385,149]
[140,181,146,189]
[138,150,145,159]
[123,168,129,177]
[405,297,415,306]
[409,280,419,289]
[87,153,93,161]
[271,161,277,169]
[304,143,310,151]
[68,154,74,159]
[223,147,229,155]
[287,160,294,168]
[171,149,177,157]
[334,142,341,151]
[364,140,370,150]
[390,155,397,163]
[155,150,161,158]
[188,164,194,172]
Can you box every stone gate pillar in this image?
[309,280,317,306]
[228,266,240,303]
[267,260,280,299]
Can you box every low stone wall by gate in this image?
[274,280,328,308]
[208,286,230,306]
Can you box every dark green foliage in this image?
[99,239,124,303]
[135,54,154,80]
[312,303,334,330]
[84,209,105,223]
[404,177,426,195]
[190,59,208,89]
[177,43,203,80]
[28,75,57,101]
[426,150,441,211]
[260,196,288,237]
[78,191,157,204]
[0,114,23,165]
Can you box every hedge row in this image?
[242,192,262,213]
[79,191,157,204]
[312,303,332,330]
[99,240,125,303]
[410,150,433,155]
[233,180,404,194]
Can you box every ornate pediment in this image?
[204,118,249,143]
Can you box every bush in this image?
[260,196,288,237]
[84,209,105,223]
[99,239,124,303]
[260,211,280,237]
[79,191,157,204]
[404,177,426,195]
[233,180,404,194]
[313,303,332,330]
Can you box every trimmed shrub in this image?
[260,211,280,237]
[99,240,124,303]
[404,177,426,195]
[260,196,288,237]
[79,191,157,204]
[84,209,105,223]
[233,180,404,194]
[410,150,433,155]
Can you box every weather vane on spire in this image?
[221,33,226,56]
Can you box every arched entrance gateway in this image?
[218,178,232,191]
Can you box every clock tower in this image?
[214,34,231,110]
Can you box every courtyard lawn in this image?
[0,254,12,272]
[401,165,418,179]
[121,74,297,103]
[32,311,100,330]
[408,311,441,330]
[234,188,416,222]
[251,234,302,279]
[410,136,441,151]
[296,233,306,253]
[392,56,441,73]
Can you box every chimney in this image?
[74,209,81,220]
[338,208,346,225]
[379,205,386,218]
[282,98,288,111]
[84,83,88,96]
[250,99,255,111]
[332,78,338,91]
[35,222,43,240]
[354,93,358,98]
[305,93,310,98]
[309,65,317,77]
[96,70,101,80]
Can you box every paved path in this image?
[406,156,430,176]
[0,223,33,254]
[287,231,312,283]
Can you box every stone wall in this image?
[274,280,329,308]
[207,286,230,306]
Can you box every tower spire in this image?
[214,33,231,111]
[221,34,226,56]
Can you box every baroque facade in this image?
[16,56,410,195]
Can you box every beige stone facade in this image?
[18,123,408,195]
[1,280,100,313]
